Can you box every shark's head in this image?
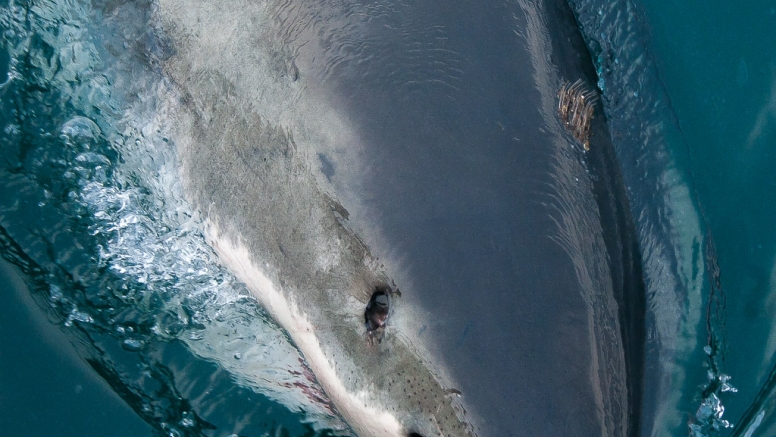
[153,1,482,435]
[153,0,637,435]
[203,221,475,437]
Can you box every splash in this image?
[0,0,347,434]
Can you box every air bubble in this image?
[68,309,94,324]
[179,412,195,428]
[122,339,144,351]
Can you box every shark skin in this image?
[154,0,644,436]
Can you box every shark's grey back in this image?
[156,0,642,436]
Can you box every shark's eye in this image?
[407,433,425,437]
[365,288,390,331]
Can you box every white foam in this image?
[205,222,403,437]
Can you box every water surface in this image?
[3,0,775,436]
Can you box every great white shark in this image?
[153,0,645,435]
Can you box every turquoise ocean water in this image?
[1,0,775,436]
[640,0,776,435]
[569,0,776,435]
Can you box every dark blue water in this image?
[1,0,774,436]
[0,258,152,435]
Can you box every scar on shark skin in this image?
[558,79,598,151]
